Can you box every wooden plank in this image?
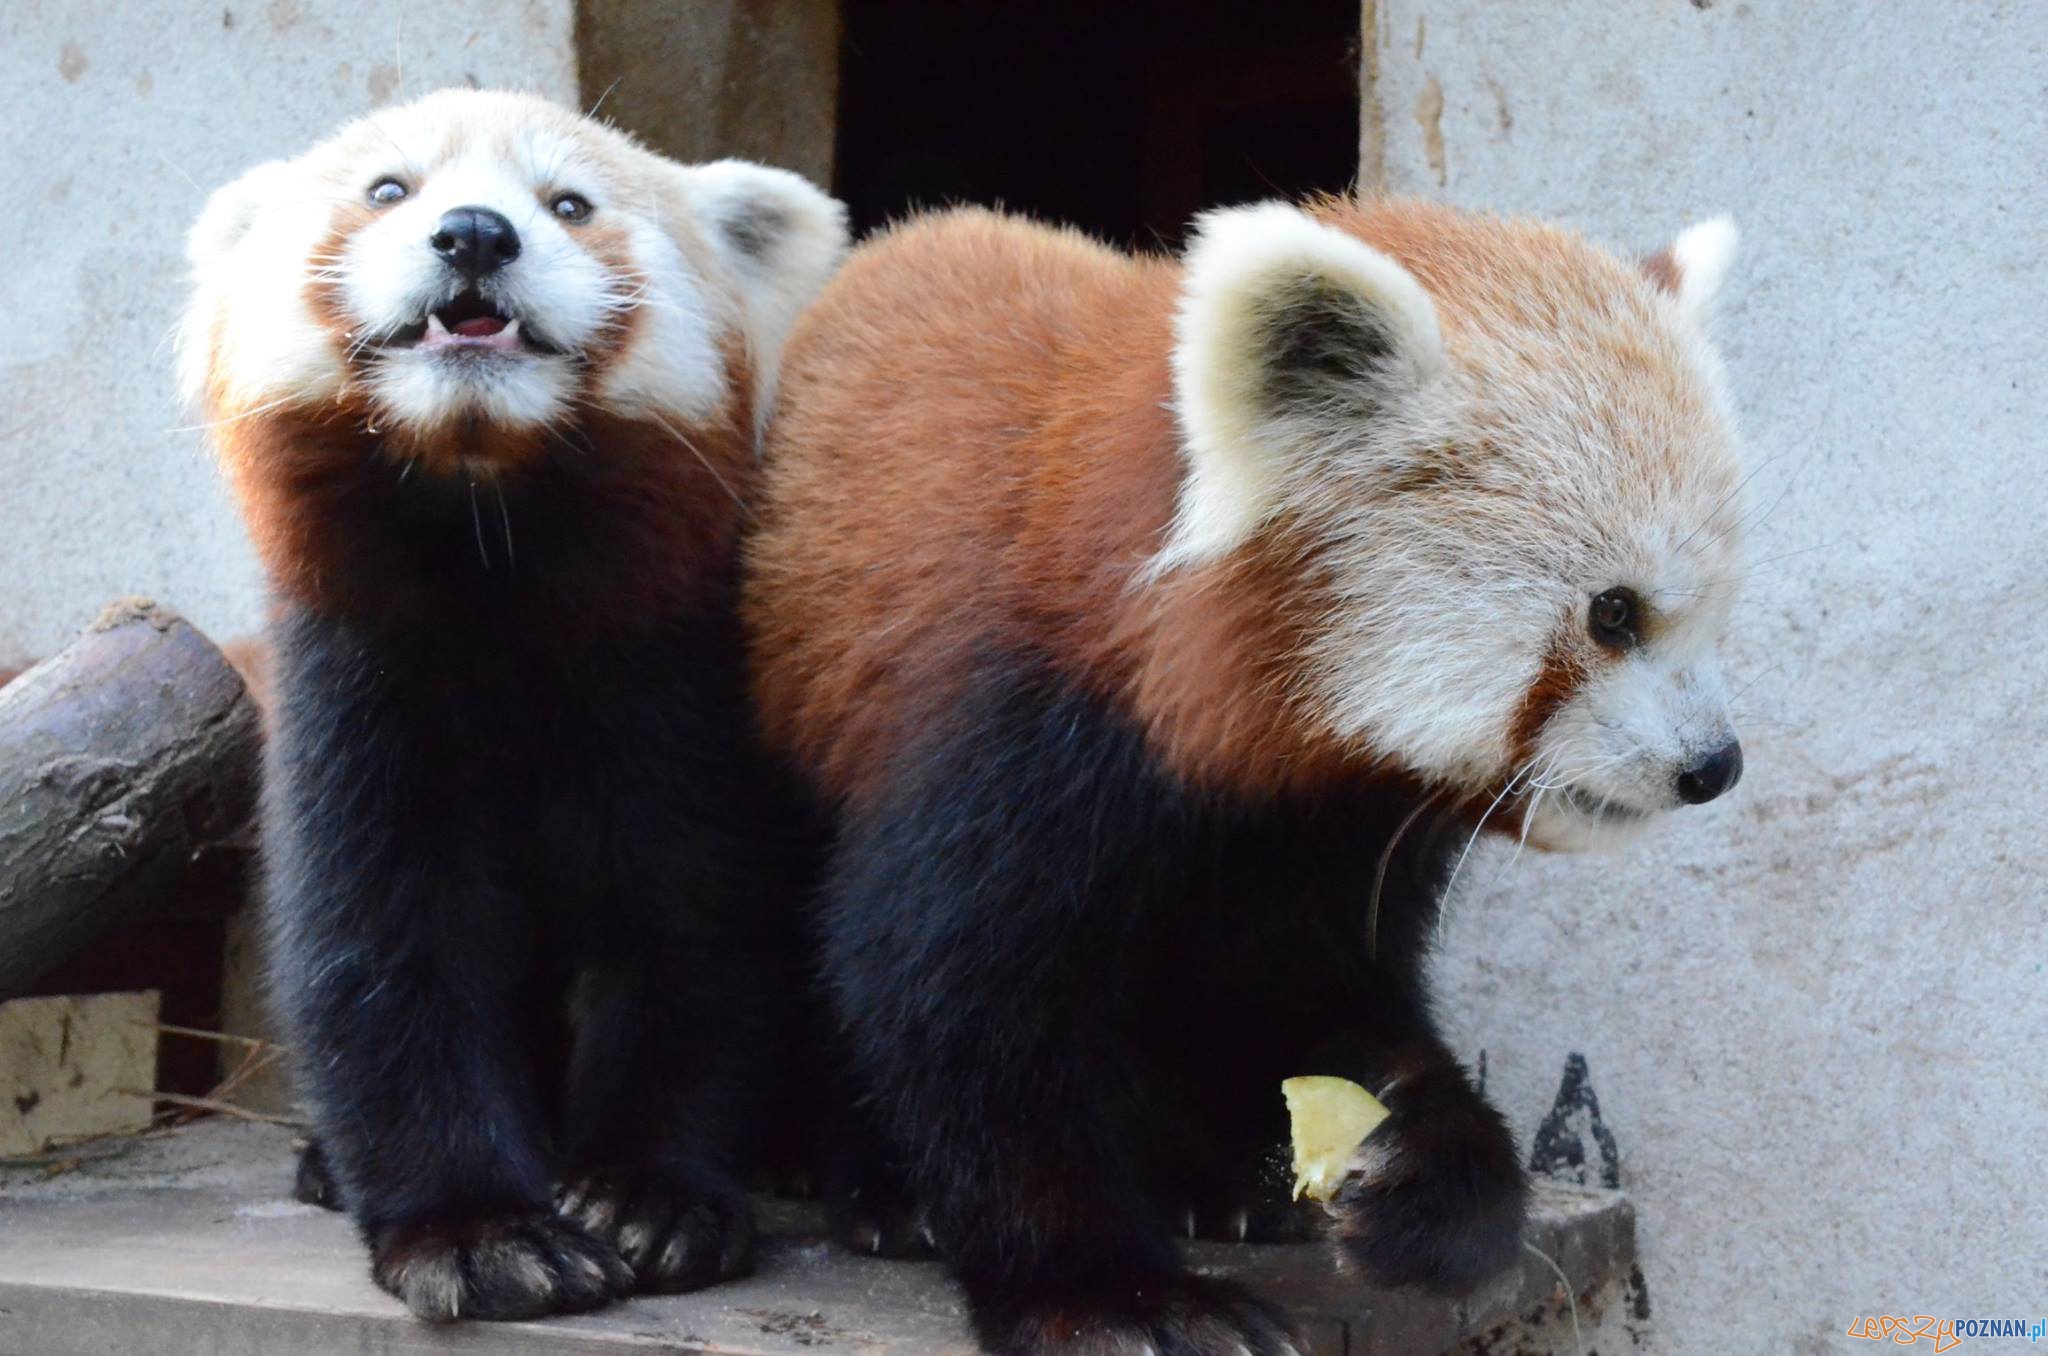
[0,1121,1632,1355]
[0,991,160,1156]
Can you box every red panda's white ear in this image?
[1161,202,1445,571]
[1643,216,1738,320]
[185,159,292,276]
[675,160,849,430]
[178,158,295,408]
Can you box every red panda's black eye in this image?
[551,192,592,222]
[1589,588,1641,650]
[368,178,408,207]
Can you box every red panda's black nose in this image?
[430,206,521,280]
[1675,740,1743,805]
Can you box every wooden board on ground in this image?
[0,991,160,1156]
[0,1119,1633,1355]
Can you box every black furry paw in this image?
[369,1210,633,1322]
[973,1275,1300,1356]
[1175,1194,1319,1244]
[1176,1149,1318,1243]
[1323,1076,1527,1294]
[292,1137,342,1211]
[760,1157,820,1200]
[827,1152,934,1258]
[555,1166,755,1293]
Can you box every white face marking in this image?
[1160,203,1749,853]
[1299,368,1747,851]
[332,116,729,436]
[1519,529,1745,851]
[178,91,850,453]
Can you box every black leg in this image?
[546,625,808,1296]
[1298,1020,1526,1294]
[294,1137,342,1210]
[271,850,632,1320]
[264,628,631,1323]
[1171,1147,1318,1245]
[1190,800,1529,1295]
[766,991,933,1257]
[555,939,760,1293]
[820,1098,933,1259]
[819,666,1300,1356]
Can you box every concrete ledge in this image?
[0,1121,1632,1355]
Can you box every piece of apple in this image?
[1281,1075,1391,1203]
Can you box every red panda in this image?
[180,90,845,1323]
[743,198,1747,1354]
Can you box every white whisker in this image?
[492,480,515,568]
[468,479,491,569]
[646,410,752,520]
[169,394,298,434]
[1365,793,1440,961]
[586,75,624,121]
[1437,764,1537,945]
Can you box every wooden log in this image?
[0,601,260,1000]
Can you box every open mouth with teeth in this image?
[380,291,560,355]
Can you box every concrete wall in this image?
[575,0,839,189]
[0,1,578,668]
[1361,3,2045,1349]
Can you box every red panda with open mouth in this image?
[742,198,1748,1353]
[179,89,846,1323]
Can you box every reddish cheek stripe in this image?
[304,210,373,349]
[581,234,642,371]
[1507,637,1587,766]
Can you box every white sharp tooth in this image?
[501,318,521,342]
[425,313,449,337]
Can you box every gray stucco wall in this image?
[0,1,577,669]
[1364,2,2044,1348]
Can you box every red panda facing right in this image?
[744,198,1748,1355]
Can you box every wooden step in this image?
[0,1119,1633,1355]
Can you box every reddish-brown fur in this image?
[745,210,1355,803]
[747,198,1706,823]
[212,401,753,628]
[1507,643,1590,767]
[752,204,1470,806]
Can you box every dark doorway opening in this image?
[834,1,1362,250]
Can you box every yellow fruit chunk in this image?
[1282,1075,1390,1203]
